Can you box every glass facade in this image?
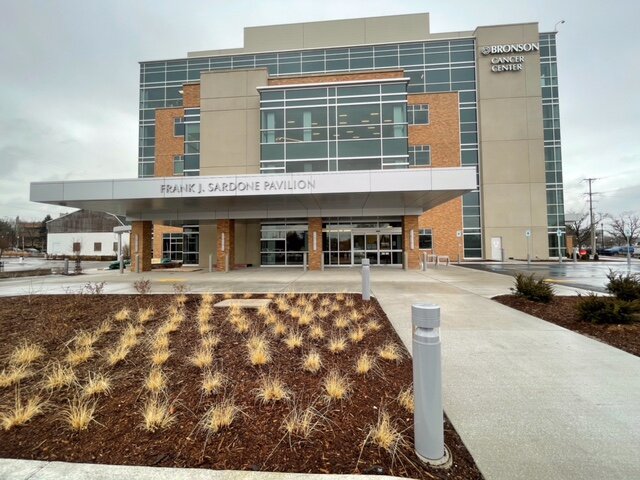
[259,82,408,173]
[139,38,481,256]
[540,33,565,257]
[260,221,308,266]
[161,225,199,264]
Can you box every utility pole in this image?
[584,178,597,258]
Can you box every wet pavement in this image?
[461,258,640,293]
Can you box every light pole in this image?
[554,20,566,32]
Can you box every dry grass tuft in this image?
[355,352,375,375]
[198,322,214,335]
[327,335,347,354]
[174,294,188,307]
[137,307,155,324]
[1,390,45,430]
[266,292,276,299]
[322,370,351,401]
[151,334,170,351]
[336,292,346,302]
[319,298,331,307]
[275,297,289,312]
[366,319,382,332]
[334,315,350,329]
[96,320,113,335]
[247,335,271,366]
[257,304,270,317]
[296,295,309,307]
[201,292,215,305]
[348,310,362,322]
[308,325,325,340]
[317,308,330,319]
[348,326,365,343]
[114,308,131,322]
[9,341,45,366]
[285,291,296,299]
[289,307,302,319]
[223,292,233,300]
[145,368,167,393]
[298,312,314,326]
[43,362,76,390]
[378,342,403,362]
[397,386,414,413]
[229,314,250,334]
[61,396,96,431]
[201,397,240,433]
[0,366,33,388]
[121,323,144,349]
[282,404,324,439]
[191,347,214,368]
[202,369,225,395]
[66,345,94,366]
[242,292,252,299]
[330,302,341,313]
[283,331,303,350]
[367,410,403,453]
[106,344,130,366]
[264,311,278,326]
[82,372,112,397]
[197,305,212,324]
[344,297,355,308]
[302,351,322,373]
[150,348,170,366]
[201,333,221,349]
[74,330,99,348]
[255,375,291,403]
[271,321,288,337]
[141,395,175,432]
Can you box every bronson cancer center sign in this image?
[480,42,539,72]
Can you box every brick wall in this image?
[418,198,463,260]
[402,216,421,269]
[308,217,323,270]
[216,219,235,271]
[183,83,200,108]
[154,108,184,177]
[131,221,153,272]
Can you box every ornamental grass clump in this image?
[114,308,131,322]
[348,326,365,343]
[191,347,214,368]
[150,348,170,366]
[201,397,240,433]
[137,307,155,324]
[61,396,96,431]
[334,315,349,330]
[327,335,347,354]
[355,352,375,375]
[202,369,226,396]
[378,342,403,362]
[344,297,355,308]
[272,321,288,337]
[366,410,404,453]
[309,325,325,340]
[282,404,324,439]
[1,390,45,430]
[65,345,94,366]
[298,312,314,326]
[397,386,414,413]
[141,395,175,432]
[201,333,221,349]
[74,330,99,349]
[0,365,33,389]
[82,372,112,397]
[366,319,382,332]
[255,375,291,403]
[348,310,362,322]
[511,273,554,303]
[247,335,271,366]
[43,362,76,391]
[9,341,45,367]
[322,370,351,401]
[145,367,167,393]
[302,351,322,373]
[284,331,304,350]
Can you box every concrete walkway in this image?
[1,266,640,479]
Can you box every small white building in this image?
[47,210,129,258]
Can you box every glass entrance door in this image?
[351,230,402,266]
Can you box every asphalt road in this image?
[461,258,640,293]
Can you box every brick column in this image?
[402,215,421,270]
[131,221,153,272]
[308,217,323,271]
[216,219,235,271]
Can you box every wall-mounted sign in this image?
[480,42,539,73]
[160,178,317,195]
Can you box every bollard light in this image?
[361,258,371,301]
[412,303,449,466]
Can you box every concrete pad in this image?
[214,299,272,308]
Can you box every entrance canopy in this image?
[31,168,476,221]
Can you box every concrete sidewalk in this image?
[1,266,639,479]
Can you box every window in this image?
[113,242,118,252]
[173,155,184,175]
[174,117,184,136]
[409,145,431,167]
[408,104,429,124]
[419,229,433,249]
[72,242,81,253]
[94,242,102,252]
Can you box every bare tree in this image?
[0,218,17,260]
[566,211,605,248]
[608,213,640,246]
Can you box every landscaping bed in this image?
[494,295,640,357]
[0,293,482,479]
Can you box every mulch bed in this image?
[494,295,640,357]
[0,293,482,479]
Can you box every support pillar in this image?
[403,215,421,270]
[131,221,153,272]
[308,217,323,271]
[216,219,235,272]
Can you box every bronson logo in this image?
[481,43,540,55]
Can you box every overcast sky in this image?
[1,0,639,222]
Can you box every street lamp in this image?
[554,20,566,32]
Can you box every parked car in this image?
[107,259,131,270]
[601,246,635,256]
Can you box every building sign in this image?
[160,178,317,196]
[480,43,539,73]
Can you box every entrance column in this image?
[308,217,323,271]
[216,219,235,271]
[403,215,421,270]
[131,221,153,272]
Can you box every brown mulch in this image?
[494,295,640,357]
[0,294,482,479]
